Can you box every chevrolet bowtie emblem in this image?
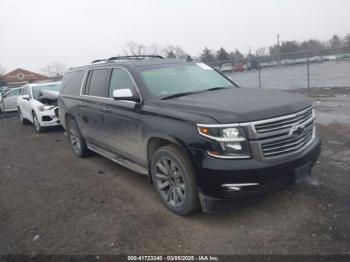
[291,125,306,137]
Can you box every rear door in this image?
[99,67,143,163]
[79,68,110,147]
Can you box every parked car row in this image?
[220,63,246,73]
[0,82,61,132]
[18,82,61,132]
[216,53,350,73]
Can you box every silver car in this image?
[0,87,22,112]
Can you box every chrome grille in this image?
[255,107,313,134]
[261,126,314,158]
[251,106,316,159]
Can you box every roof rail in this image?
[91,55,164,64]
[91,59,107,63]
[107,55,164,61]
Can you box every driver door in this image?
[3,88,21,111]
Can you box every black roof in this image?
[70,56,187,72]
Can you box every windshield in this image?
[140,63,236,98]
[32,84,60,99]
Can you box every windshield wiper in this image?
[161,86,231,100]
[161,91,204,100]
[205,86,229,91]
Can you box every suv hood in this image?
[158,88,312,123]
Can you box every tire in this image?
[66,117,90,157]
[32,112,44,133]
[19,108,30,125]
[151,145,200,215]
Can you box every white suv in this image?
[17,82,61,132]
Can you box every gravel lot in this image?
[0,87,349,255]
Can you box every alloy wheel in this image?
[33,115,40,131]
[69,124,81,155]
[155,157,186,207]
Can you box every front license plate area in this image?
[294,162,311,184]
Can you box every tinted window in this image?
[61,71,85,95]
[21,87,27,95]
[22,86,31,97]
[6,89,21,97]
[86,69,108,97]
[108,68,136,97]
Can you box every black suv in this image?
[58,55,321,215]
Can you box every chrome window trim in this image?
[79,70,88,96]
[79,66,143,105]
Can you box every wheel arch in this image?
[63,112,75,131]
[146,135,194,184]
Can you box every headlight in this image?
[197,126,250,158]
[39,105,54,111]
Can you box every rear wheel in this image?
[19,109,30,125]
[33,112,44,133]
[67,118,90,157]
[151,145,199,215]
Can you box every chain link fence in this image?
[207,47,350,91]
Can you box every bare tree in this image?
[122,42,188,59]
[123,41,147,56]
[148,44,162,55]
[163,45,187,59]
[41,62,68,77]
[256,47,267,57]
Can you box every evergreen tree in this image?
[200,47,215,62]
[216,47,229,61]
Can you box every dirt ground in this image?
[0,87,349,255]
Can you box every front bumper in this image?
[37,110,61,127]
[194,137,321,213]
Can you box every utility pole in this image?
[306,45,310,95]
[277,34,281,66]
[256,51,262,88]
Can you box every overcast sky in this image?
[0,0,349,73]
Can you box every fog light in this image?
[222,183,259,191]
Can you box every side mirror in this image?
[22,94,30,100]
[112,89,139,102]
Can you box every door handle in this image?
[102,107,111,112]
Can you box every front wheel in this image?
[33,113,44,132]
[151,145,199,215]
[67,118,90,157]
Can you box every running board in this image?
[87,143,148,175]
